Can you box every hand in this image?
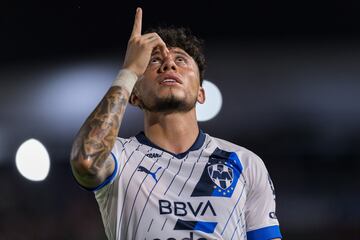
[122,7,169,77]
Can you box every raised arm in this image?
[70,7,168,189]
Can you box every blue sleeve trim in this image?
[247,225,282,240]
[74,152,119,192]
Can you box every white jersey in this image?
[89,131,282,240]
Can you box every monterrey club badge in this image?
[192,148,243,198]
[207,163,234,190]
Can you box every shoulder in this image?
[113,135,139,148]
[110,135,139,156]
[206,134,265,169]
[208,135,260,158]
[115,136,132,146]
[209,135,245,151]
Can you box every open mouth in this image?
[159,73,183,86]
[160,79,179,85]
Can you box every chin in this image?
[157,90,186,101]
[145,94,196,113]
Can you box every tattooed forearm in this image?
[70,86,129,179]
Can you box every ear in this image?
[129,86,141,107]
[197,86,205,104]
[129,92,138,106]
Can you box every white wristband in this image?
[111,69,138,94]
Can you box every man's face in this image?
[132,47,205,113]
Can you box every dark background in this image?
[1,0,360,239]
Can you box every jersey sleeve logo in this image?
[191,148,243,198]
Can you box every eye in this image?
[150,57,162,64]
[175,56,188,65]
[175,56,185,62]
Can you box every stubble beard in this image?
[140,93,197,113]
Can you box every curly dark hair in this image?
[144,26,206,85]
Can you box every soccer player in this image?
[70,7,282,240]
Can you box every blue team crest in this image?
[207,164,234,190]
[191,148,242,198]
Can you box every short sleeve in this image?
[92,138,130,240]
[92,138,125,192]
[244,154,282,240]
[71,138,124,193]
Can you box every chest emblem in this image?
[207,164,234,190]
[191,148,243,198]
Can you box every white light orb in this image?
[15,139,50,181]
[196,80,223,121]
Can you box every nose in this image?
[158,56,177,73]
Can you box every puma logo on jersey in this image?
[137,166,162,182]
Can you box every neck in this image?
[143,109,199,154]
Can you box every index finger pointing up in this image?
[130,7,142,38]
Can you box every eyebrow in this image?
[151,49,161,56]
[173,50,189,57]
[172,50,191,58]
[151,49,191,58]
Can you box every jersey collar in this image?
[135,129,206,159]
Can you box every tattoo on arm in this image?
[71,86,129,179]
